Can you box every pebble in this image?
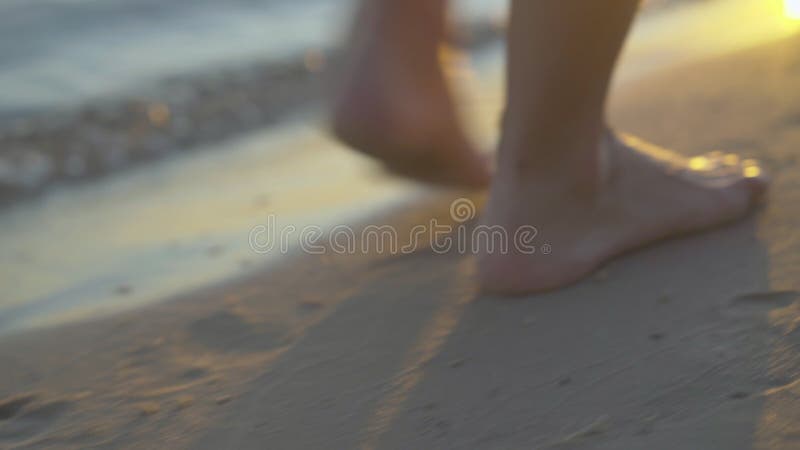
[449,358,467,369]
[136,402,161,416]
[115,284,133,295]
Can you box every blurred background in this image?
[0,0,510,199]
[0,0,746,200]
[0,0,798,332]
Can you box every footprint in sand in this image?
[180,367,210,381]
[297,300,324,315]
[0,394,72,444]
[0,393,36,421]
[187,310,289,352]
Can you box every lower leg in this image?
[340,0,448,89]
[331,0,490,187]
[500,0,639,184]
[479,0,768,294]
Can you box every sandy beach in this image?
[1,22,800,448]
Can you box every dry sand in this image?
[2,32,800,450]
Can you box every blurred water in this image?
[0,0,508,118]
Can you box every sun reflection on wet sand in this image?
[360,259,476,450]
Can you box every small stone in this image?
[216,395,232,405]
[137,402,160,416]
[146,103,171,127]
[449,358,467,369]
[299,301,324,313]
[558,376,572,387]
[181,367,208,380]
[729,391,749,400]
[15,149,53,189]
[206,245,225,257]
[649,333,665,341]
[176,395,194,409]
[103,143,129,169]
[115,284,133,295]
[422,402,437,411]
[63,153,87,177]
[565,415,611,440]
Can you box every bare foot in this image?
[478,131,769,295]
[329,5,490,188]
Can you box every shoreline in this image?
[0,19,504,206]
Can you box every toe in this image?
[740,158,770,205]
[719,158,769,215]
[695,153,770,207]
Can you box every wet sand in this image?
[1,30,800,449]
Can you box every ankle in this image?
[495,129,604,194]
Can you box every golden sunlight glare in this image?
[786,0,800,19]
